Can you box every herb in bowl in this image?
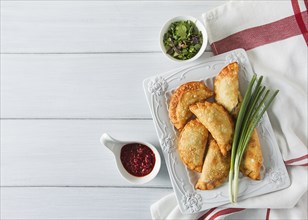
[163,20,203,60]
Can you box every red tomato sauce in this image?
[120,143,156,177]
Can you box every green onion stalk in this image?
[229,74,279,203]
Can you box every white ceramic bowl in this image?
[100,133,161,185]
[159,16,208,62]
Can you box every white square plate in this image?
[143,49,290,214]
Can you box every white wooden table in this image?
[0,1,224,219]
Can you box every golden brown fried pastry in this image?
[189,102,234,156]
[196,136,230,190]
[214,62,242,118]
[169,81,214,130]
[240,129,263,180]
[178,119,209,173]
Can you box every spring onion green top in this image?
[229,75,279,203]
[163,20,203,60]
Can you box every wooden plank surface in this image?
[1,119,172,187]
[1,1,221,53]
[1,52,213,118]
[0,1,223,219]
[0,187,172,219]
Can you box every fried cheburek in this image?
[240,129,263,180]
[215,63,263,180]
[168,63,264,190]
[169,81,214,130]
[196,135,230,190]
[178,119,209,172]
[214,62,242,118]
[190,102,234,156]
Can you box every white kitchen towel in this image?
[151,191,307,220]
[151,0,307,219]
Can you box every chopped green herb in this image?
[163,20,203,60]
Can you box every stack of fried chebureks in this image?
[168,62,263,190]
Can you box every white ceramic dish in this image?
[100,133,161,185]
[159,16,208,63]
[143,48,290,214]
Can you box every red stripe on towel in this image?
[291,0,308,45]
[266,208,271,220]
[198,208,216,220]
[304,0,308,10]
[285,154,308,165]
[208,208,245,220]
[299,163,308,166]
[210,11,308,54]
